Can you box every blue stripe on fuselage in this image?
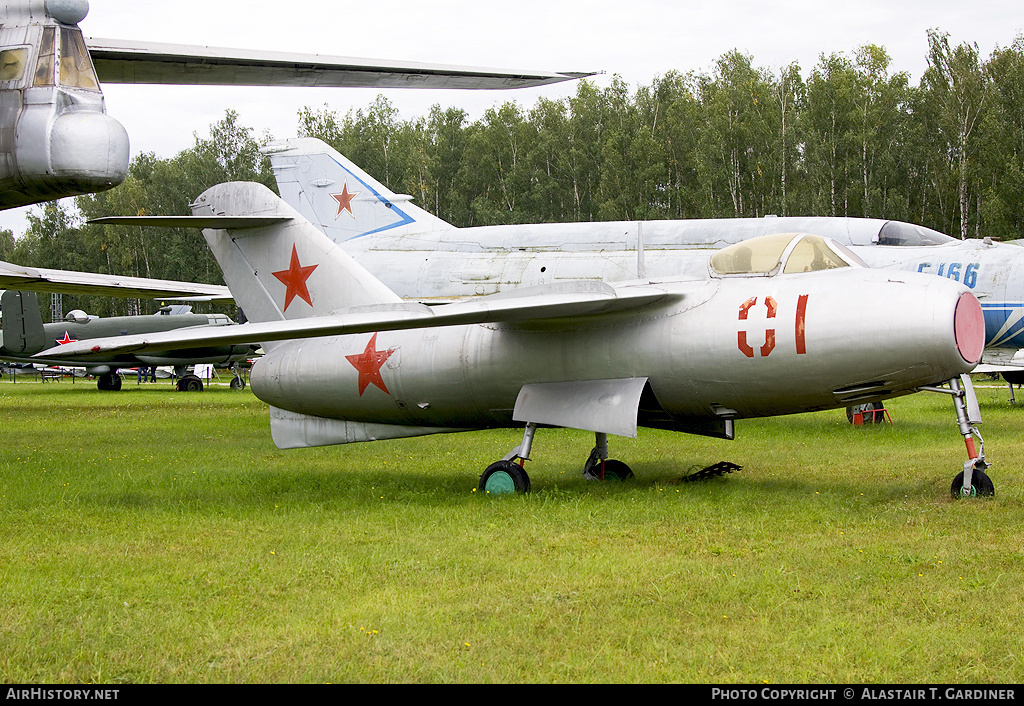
[981,302,1024,348]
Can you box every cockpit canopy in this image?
[875,221,957,246]
[0,25,100,91]
[710,233,867,277]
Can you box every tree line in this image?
[5,29,1024,317]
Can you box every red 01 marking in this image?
[738,294,809,358]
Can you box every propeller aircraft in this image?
[77,181,989,497]
[0,0,588,212]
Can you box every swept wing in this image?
[0,259,232,301]
[88,39,593,90]
[35,280,677,360]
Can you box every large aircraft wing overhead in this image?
[35,281,678,361]
[0,259,233,301]
[87,39,594,90]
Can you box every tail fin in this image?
[264,138,452,243]
[191,182,402,324]
[0,290,45,354]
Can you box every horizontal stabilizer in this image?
[90,216,292,229]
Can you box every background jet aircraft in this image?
[265,138,1024,370]
[1,290,251,390]
[80,182,990,497]
[0,0,588,211]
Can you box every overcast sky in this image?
[3,0,1021,235]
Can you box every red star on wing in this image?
[345,333,395,396]
[330,183,359,219]
[272,245,318,312]
[56,331,77,345]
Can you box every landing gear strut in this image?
[478,423,537,494]
[921,375,993,499]
[582,432,634,481]
[477,425,634,494]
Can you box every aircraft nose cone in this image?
[954,292,985,365]
[49,110,129,186]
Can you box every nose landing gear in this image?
[920,375,994,499]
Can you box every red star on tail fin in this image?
[271,245,318,312]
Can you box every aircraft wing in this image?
[0,259,233,301]
[87,38,593,90]
[34,281,678,361]
[973,347,1024,374]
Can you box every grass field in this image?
[1,378,1022,684]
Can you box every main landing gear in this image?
[96,372,121,391]
[477,425,635,494]
[920,375,994,499]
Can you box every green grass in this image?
[1,378,1023,683]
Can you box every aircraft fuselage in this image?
[252,267,980,445]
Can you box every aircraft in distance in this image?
[266,138,1024,375]
[1,290,252,390]
[0,0,588,211]
[78,182,990,498]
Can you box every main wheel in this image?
[478,460,531,495]
[950,468,995,499]
[602,459,634,481]
[583,455,634,481]
[97,373,121,391]
[176,375,204,392]
[230,376,246,390]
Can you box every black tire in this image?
[478,460,531,495]
[950,468,995,499]
[230,376,246,390]
[602,459,634,481]
[97,373,120,391]
[176,375,204,392]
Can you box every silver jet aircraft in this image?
[0,0,588,211]
[266,139,1024,371]
[76,182,989,497]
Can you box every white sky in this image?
[3,0,1021,236]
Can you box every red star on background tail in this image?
[272,245,318,312]
[331,183,359,219]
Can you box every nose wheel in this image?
[922,375,996,499]
[951,466,994,498]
